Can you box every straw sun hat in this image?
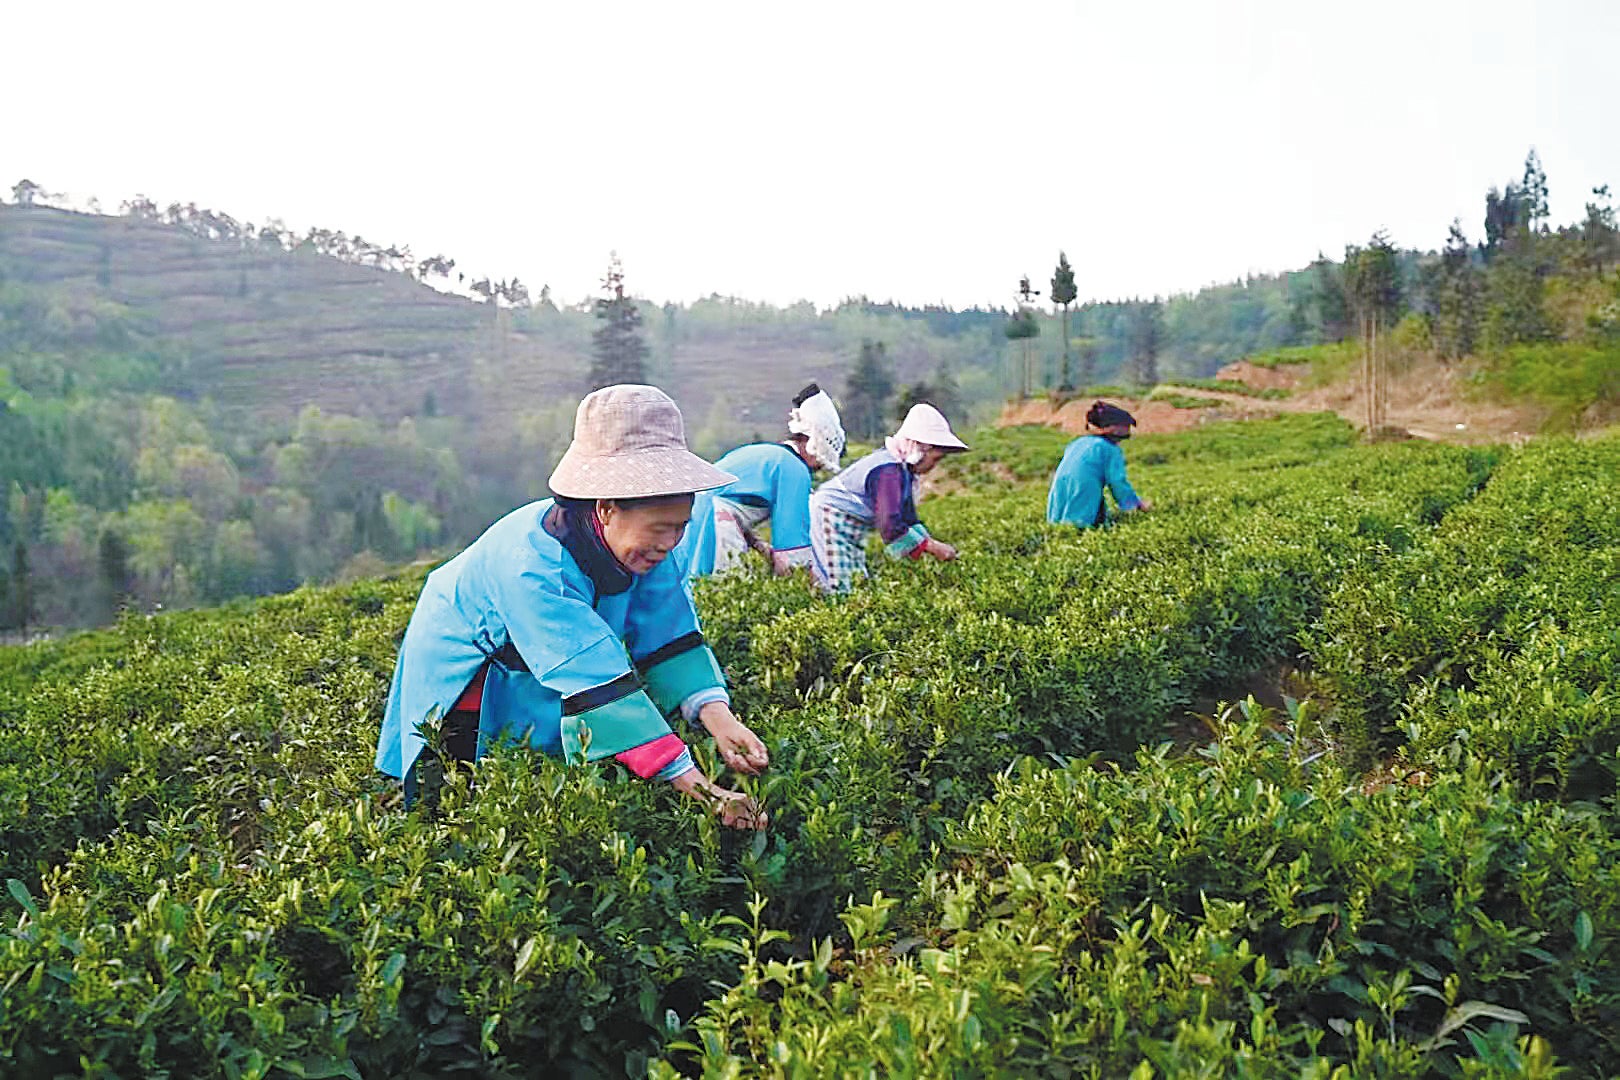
[548,385,735,500]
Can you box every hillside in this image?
[0,206,900,427]
[0,200,1315,633]
[0,206,1004,632]
[4,158,1614,634]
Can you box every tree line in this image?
[6,153,1609,634]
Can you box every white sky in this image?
[5,0,1617,309]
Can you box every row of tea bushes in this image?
[1305,433,1620,801]
[671,705,1613,1076]
[4,416,1616,1075]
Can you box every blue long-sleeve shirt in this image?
[1047,435,1142,527]
[376,499,728,782]
[679,442,814,577]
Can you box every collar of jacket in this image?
[544,500,634,598]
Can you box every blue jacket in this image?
[680,442,814,578]
[1047,435,1142,527]
[376,499,727,781]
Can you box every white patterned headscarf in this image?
[787,384,846,470]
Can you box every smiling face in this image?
[597,495,694,574]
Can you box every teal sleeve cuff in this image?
[560,690,673,762]
[639,639,726,715]
[884,523,930,559]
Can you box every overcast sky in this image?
[6,0,1616,309]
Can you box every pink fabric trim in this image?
[614,733,687,779]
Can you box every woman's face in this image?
[598,495,694,574]
[914,446,948,474]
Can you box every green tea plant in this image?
[3,415,1616,1076]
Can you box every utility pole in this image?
[1015,275,1042,398]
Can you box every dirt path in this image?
[1155,385,1297,409]
[1002,362,1550,445]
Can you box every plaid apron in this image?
[711,499,767,575]
[810,499,870,593]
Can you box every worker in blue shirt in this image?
[376,385,768,828]
[682,383,845,578]
[1047,400,1153,528]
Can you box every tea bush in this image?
[4,414,1617,1077]
[673,706,1615,1076]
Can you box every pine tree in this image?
[1050,252,1078,388]
[1482,183,1525,263]
[1520,149,1550,229]
[1006,275,1043,398]
[1581,186,1618,275]
[588,254,649,389]
[1343,231,1404,434]
[1431,221,1482,360]
[843,339,895,441]
[1308,253,1352,341]
[1129,299,1163,386]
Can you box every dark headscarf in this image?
[1086,401,1137,441]
[546,496,634,598]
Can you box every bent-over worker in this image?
[682,382,846,579]
[1046,400,1152,528]
[809,402,968,593]
[375,385,768,828]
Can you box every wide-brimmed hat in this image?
[548,385,735,499]
[894,403,968,451]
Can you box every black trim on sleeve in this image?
[561,670,643,716]
[634,631,706,674]
[492,641,531,673]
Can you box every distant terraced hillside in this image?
[0,205,959,428]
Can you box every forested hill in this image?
[0,198,1319,633]
[0,204,1306,431]
[0,203,1025,633]
[0,205,865,429]
[6,149,1610,633]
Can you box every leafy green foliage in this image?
[2,417,1617,1076]
[1476,340,1620,428]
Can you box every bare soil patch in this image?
[1002,358,1557,446]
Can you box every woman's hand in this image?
[696,701,770,774]
[927,539,958,562]
[671,769,768,830]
